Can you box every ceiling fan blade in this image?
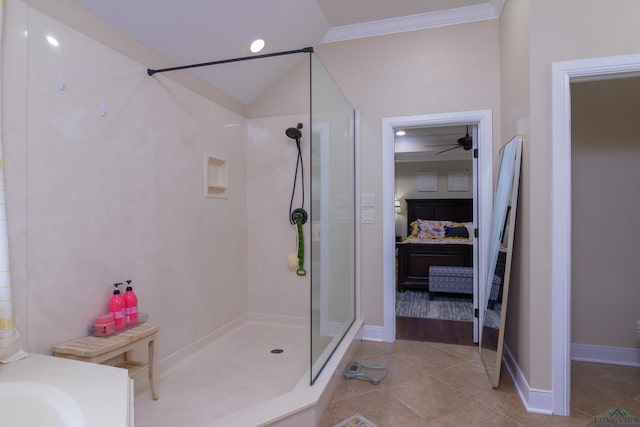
[425,143,460,148]
[436,145,461,155]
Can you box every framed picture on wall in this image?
[417,172,438,192]
[447,171,469,192]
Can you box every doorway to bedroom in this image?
[381,110,493,345]
[394,125,477,345]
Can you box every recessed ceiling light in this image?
[395,130,406,136]
[249,39,265,54]
[46,35,60,47]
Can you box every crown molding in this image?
[321,2,501,44]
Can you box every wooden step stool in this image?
[52,322,160,400]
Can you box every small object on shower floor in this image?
[343,360,387,385]
[333,413,379,427]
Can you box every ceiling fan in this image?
[436,126,473,154]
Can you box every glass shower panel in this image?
[310,55,355,384]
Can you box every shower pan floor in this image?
[134,319,309,427]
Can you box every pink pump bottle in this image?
[123,280,138,325]
[108,283,126,330]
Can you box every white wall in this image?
[3,0,249,360]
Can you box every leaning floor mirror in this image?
[481,135,523,388]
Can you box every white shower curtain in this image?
[0,0,26,363]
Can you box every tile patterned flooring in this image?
[318,339,640,427]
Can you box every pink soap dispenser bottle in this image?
[123,279,138,325]
[109,283,126,330]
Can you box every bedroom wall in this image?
[3,0,249,362]
[571,77,640,350]
[395,160,473,239]
[527,0,640,391]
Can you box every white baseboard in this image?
[361,324,385,342]
[500,343,640,416]
[502,344,554,415]
[571,343,640,367]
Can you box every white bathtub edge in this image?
[0,353,131,427]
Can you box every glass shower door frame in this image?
[309,54,356,385]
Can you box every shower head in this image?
[286,127,301,140]
[286,123,303,141]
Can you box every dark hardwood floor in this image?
[396,316,475,346]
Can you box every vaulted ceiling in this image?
[69,0,504,105]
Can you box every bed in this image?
[396,198,474,292]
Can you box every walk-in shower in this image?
[144,48,358,424]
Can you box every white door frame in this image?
[381,110,493,343]
[551,53,640,416]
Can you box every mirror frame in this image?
[480,135,523,388]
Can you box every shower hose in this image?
[289,132,307,277]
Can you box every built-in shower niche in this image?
[204,154,228,198]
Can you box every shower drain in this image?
[270,348,284,354]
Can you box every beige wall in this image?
[527,0,640,390]
[395,160,473,239]
[498,0,531,388]
[316,20,501,326]
[3,0,249,360]
[571,78,640,349]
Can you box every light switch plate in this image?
[361,193,375,207]
[361,209,375,224]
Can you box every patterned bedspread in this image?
[402,237,473,245]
